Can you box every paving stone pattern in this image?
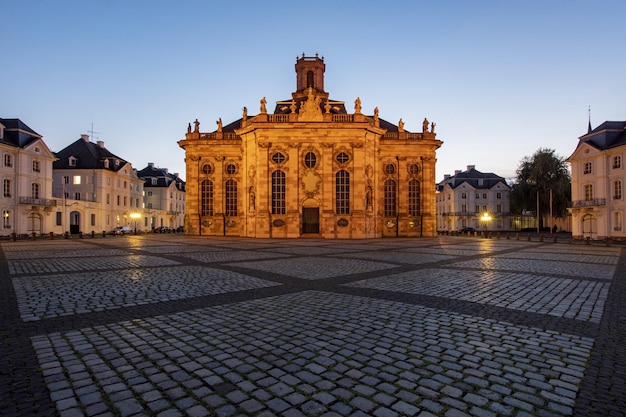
[0,235,624,417]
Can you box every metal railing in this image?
[569,198,606,208]
[19,197,57,206]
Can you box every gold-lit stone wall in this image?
[178,56,443,239]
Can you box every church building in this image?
[178,55,443,238]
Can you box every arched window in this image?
[272,171,286,214]
[3,210,10,228]
[31,183,40,199]
[201,180,213,216]
[384,179,396,217]
[225,179,238,216]
[336,170,350,214]
[408,179,420,216]
[584,184,593,201]
[614,180,622,200]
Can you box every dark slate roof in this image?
[137,164,185,191]
[215,114,401,133]
[53,137,128,171]
[578,121,626,150]
[0,118,42,148]
[437,167,509,190]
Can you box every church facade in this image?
[178,55,443,238]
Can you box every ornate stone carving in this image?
[298,87,323,122]
[301,170,322,198]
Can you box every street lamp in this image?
[480,212,492,232]
[130,212,141,234]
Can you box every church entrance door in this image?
[302,207,319,234]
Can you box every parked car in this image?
[155,226,170,233]
[108,226,132,235]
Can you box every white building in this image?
[567,121,626,240]
[137,163,186,231]
[52,135,144,234]
[436,165,511,232]
[0,118,57,236]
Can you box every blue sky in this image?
[3,0,625,182]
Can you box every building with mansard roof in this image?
[567,120,626,240]
[178,55,443,238]
[52,135,143,234]
[0,118,57,236]
[137,163,186,231]
[436,165,511,233]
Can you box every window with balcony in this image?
[583,162,593,174]
[614,180,622,200]
[584,184,594,201]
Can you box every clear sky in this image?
[3,0,625,182]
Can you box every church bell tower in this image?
[295,54,326,94]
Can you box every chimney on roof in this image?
[467,165,475,171]
[173,173,179,178]
[81,134,89,141]
[148,162,154,168]
[96,141,105,148]
[455,170,462,175]
[444,174,450,180]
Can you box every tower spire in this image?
[587,105,592,134]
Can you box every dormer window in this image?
[151,178,157,185]
[69,156,77,167]
[104,159,110,168]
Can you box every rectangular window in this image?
[584,162,592,174]
[117,195,120,205]
[73,175,81,185]
[91,214,96,226]
[123,196,127,206]
[4,154,12,167]
[147,191,153,196]
[475,205,480,213]
[461,192,467,199]
[335,170,350,215]
[584,184,594,201]
[482,193,487,199]
[496,192,502,199]
[74,192,81,200]
[3,179,11,197]
[3,210,10,228]
[63,176,70,184]
[106,194,110,205]
[475,193,480,199]
[614,181,622,200]
[384,179,396,217]
[225,179,238,216]
[272,171,286,215]
[497,204,502,213]
[461,204,467,213]
[56,211,62,226]
[408,179,420,216]
[613,156,622,169]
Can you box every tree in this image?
[510,148,571,230]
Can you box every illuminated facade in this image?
[179,55,443,238]
[567,121,626,240]
[436,165,511,232]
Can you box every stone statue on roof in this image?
[423,118,429,133]
[398,118,404,133]
[260,97,267,114]
[354,97,362,114]
[216,118,222,132]
[193,119,200,133]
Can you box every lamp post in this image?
[130,212,141,235]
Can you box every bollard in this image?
[31,232,36,241]
[488,232,492,239]
[11,232,16,242]
[64,231,69,239]
[102,230,106,238]
[569,236,573,244]
[527,234,531,241]
[539,234,544,242]
[552,235,557,243]
[496,232,500,239]
[506,233,510,240]
[79,231,83,239]
[516,233,519,240]
[91,231,95,238]
[49,232,54,240]
[607,238,612,247]
[585,237,590,245]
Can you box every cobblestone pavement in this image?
[0,236,624,417]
